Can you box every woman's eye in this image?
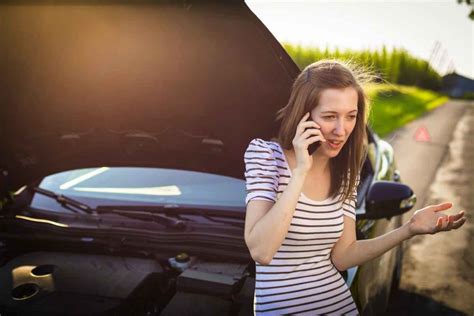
[323,115,356,120]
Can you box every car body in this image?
[0,1,415,315]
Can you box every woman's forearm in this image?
[247,169,307,265]
[334,221,413,271]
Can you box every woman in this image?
[243,59,466,315]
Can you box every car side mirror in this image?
[363,181,416,220]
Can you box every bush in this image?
[462,92,474,100]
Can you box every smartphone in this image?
[305,116,321,155]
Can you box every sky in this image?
[245,0,474,79]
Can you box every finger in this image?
[304,135,327,146]
[435,217,443,231]
[439,216,448,230]
[451,211,464,221]
[446,216,454,230]
[433,202,453,212]
[452,217,467,229]
[300,112,310,123]
[440,216,448,229]
[301,128,324,140]
[295,113,313,136]
[301,122,321,132]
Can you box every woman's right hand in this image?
[292,112,327,174]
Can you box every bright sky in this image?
[245,0,474,79]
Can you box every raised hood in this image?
[0,1,300,192]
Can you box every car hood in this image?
[0,1,299,192]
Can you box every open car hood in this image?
[0,1,300,192]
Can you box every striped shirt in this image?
[244,138,360,315]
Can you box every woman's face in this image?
[310,86,359,158]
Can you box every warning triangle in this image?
[414,126,431,142]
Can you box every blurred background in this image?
[245,0,473,315]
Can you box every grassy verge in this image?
[365,84,449,137]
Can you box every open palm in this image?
[407,202,467,237]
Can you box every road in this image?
[383,99,474,315]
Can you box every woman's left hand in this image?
[407,202,467,237]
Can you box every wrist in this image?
[401,221,415,240]
[292,168,308,178]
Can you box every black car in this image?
[0,1,416,315]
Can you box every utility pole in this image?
[438,50,449,75]
[428,40,441,69]
[446,60,456,74]
[417,40,441,86]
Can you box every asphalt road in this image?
[383,99,474,315]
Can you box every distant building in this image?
[441,72,474,98]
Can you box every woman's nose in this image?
[333,120,345,136]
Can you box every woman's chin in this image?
[323,144,344,158]
[322,144,342,157]
[315,143,343,158]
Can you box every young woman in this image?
[243,60,467,315]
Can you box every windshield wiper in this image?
[94,207,186,230]
[31,187,94,215]
[29,189,185,229]
[29,188,185,229]
[95,204,244,228]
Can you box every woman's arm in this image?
[244,113,326,265]
[245,168,307,265]
[331,202,467,271]
[331,217,411,271]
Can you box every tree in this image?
[457,0,474,20]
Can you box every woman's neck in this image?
[285,147,331,174]
[312,152,331,174]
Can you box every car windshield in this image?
[31,167,247,214]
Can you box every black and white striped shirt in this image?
[244,138,359,315]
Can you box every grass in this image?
[365,83,449,137]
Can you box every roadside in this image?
[384,99,474,315]
[367,83,449,138]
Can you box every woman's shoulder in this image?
[244,139,281,204]
[245,138,282,159]
[246,138,271,152]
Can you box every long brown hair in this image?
[273,59,374,203]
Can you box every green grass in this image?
[365,84,449,137]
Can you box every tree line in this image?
[283,43,442,91]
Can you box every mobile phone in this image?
[305,116,321,155]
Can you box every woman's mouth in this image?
[327,139,343,149]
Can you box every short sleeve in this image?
[342,174,361,221]
[244,138,279,205]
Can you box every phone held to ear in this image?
[305,116,321,156]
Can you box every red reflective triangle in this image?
[414,126,431,142]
